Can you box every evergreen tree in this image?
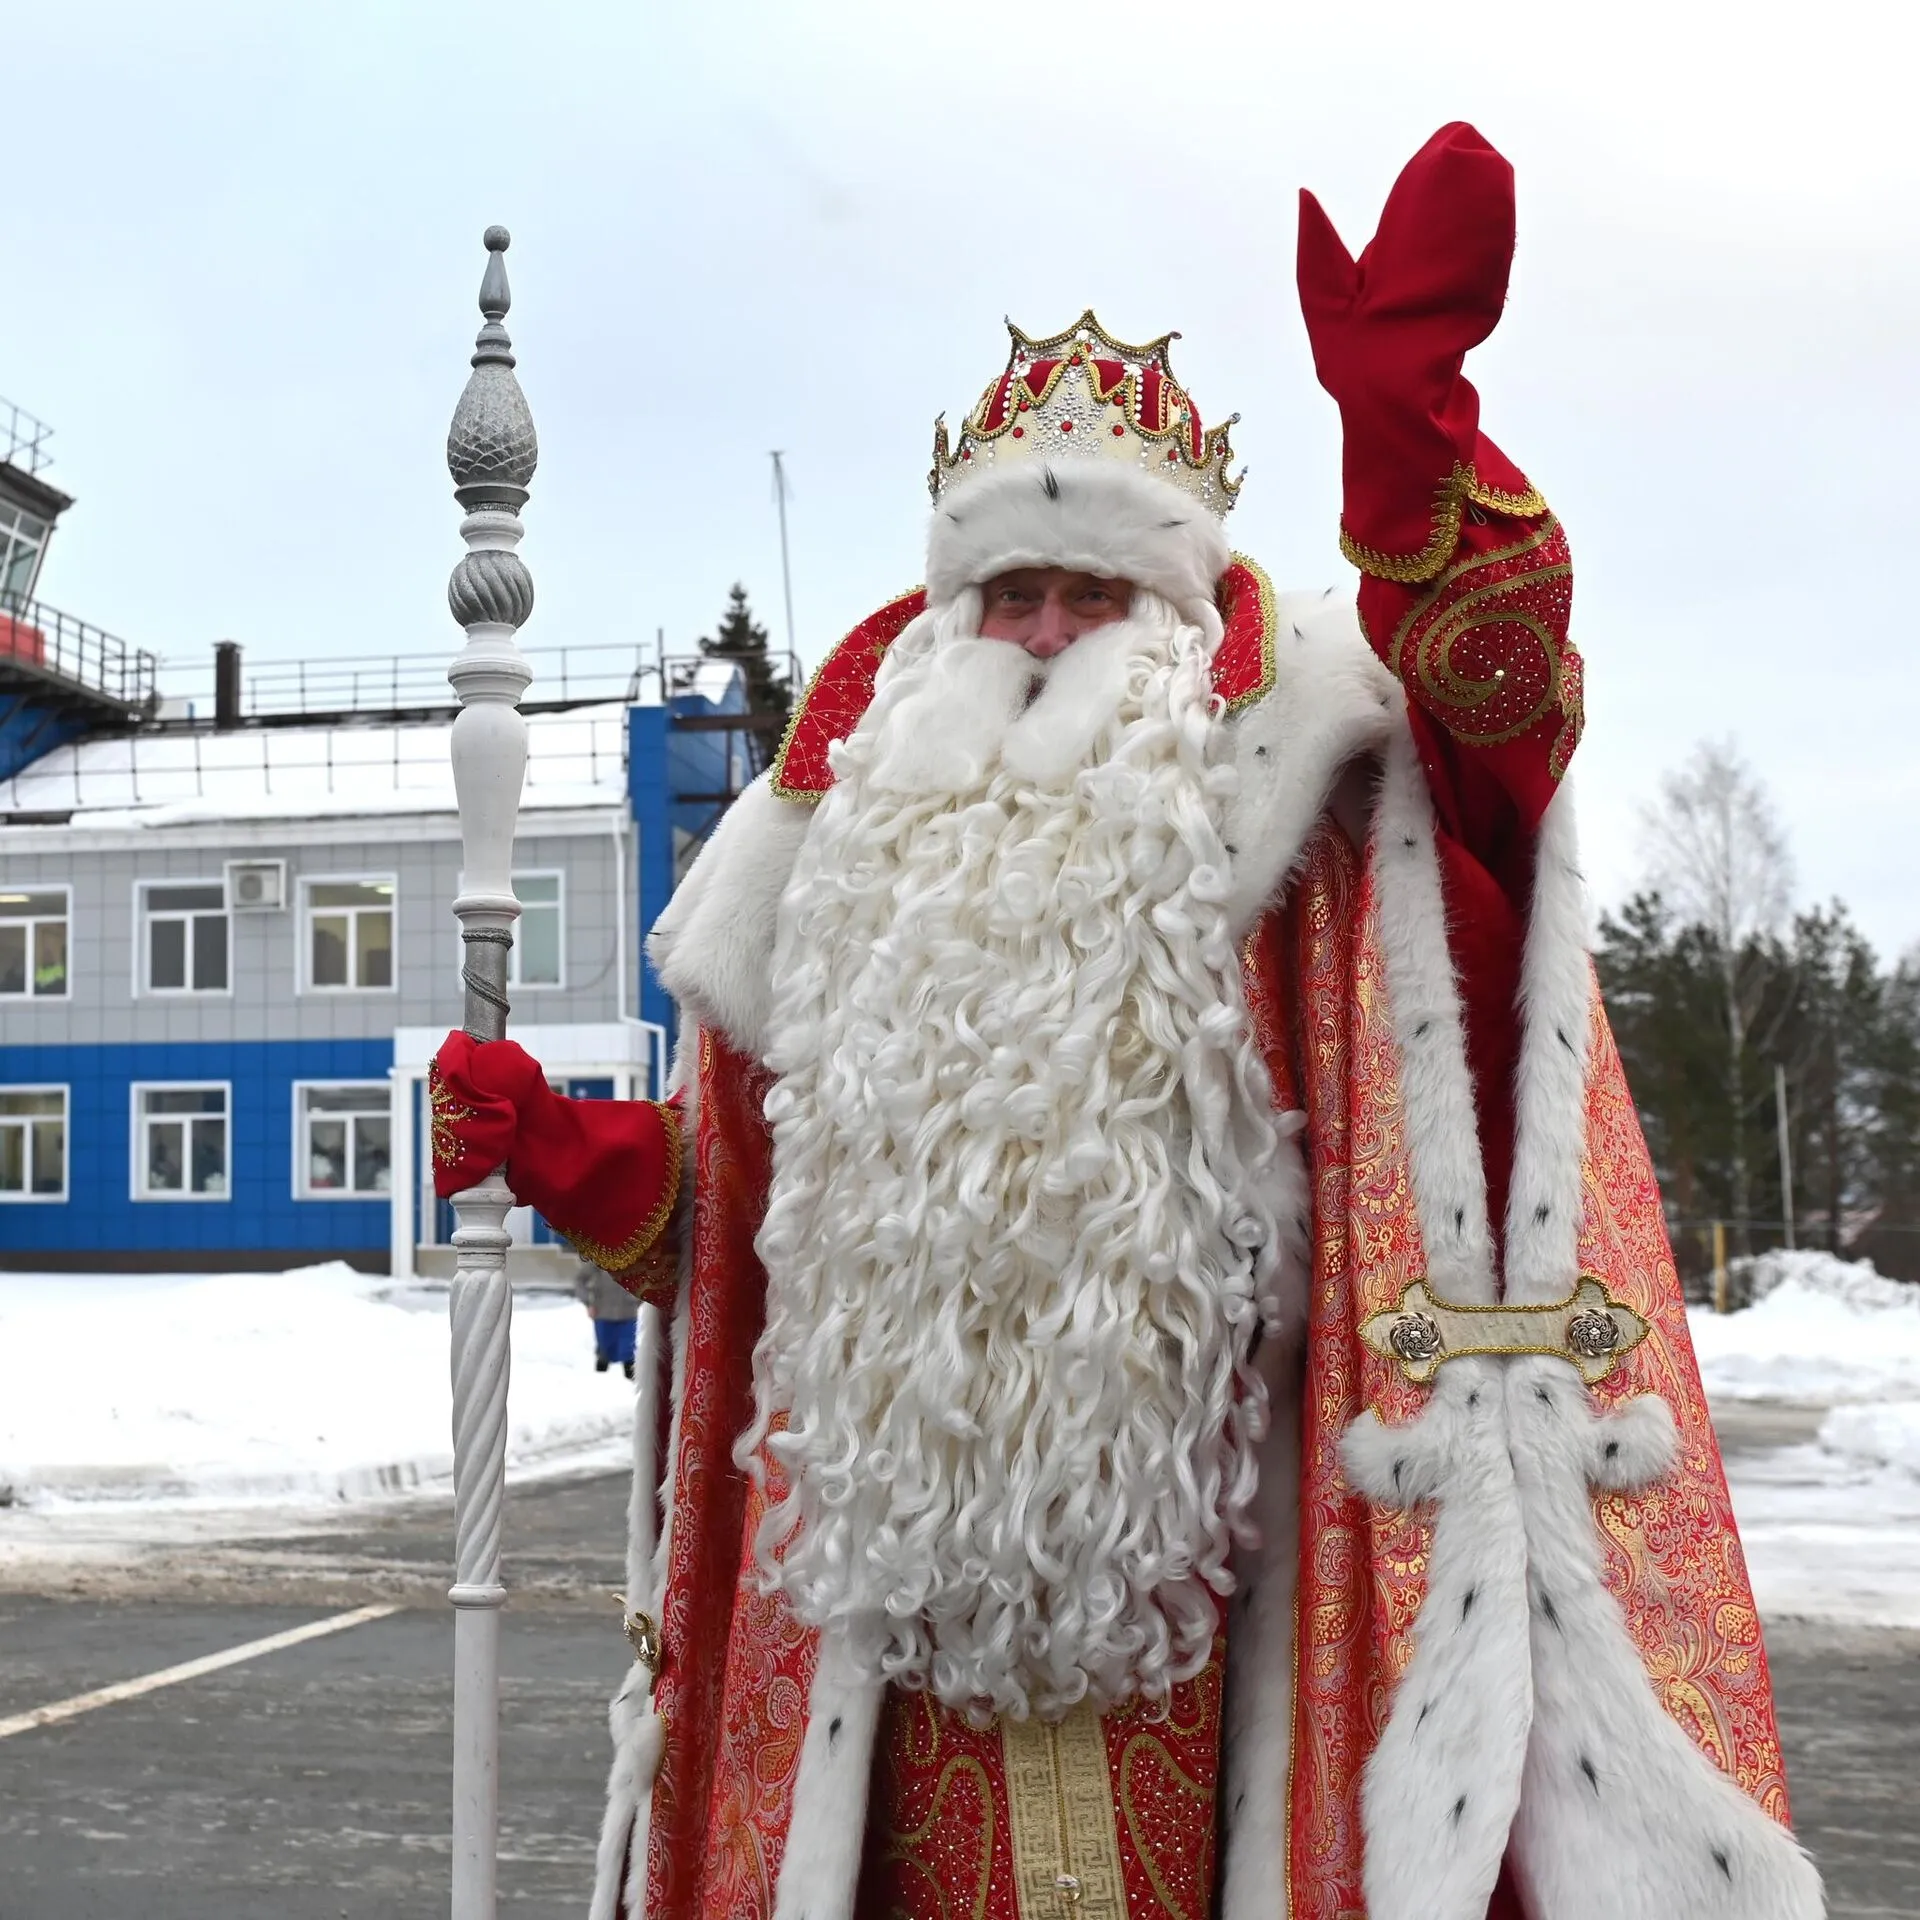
[1597,890,1920,1281]
[697,584,794,775]
[1857,955,1920,1275]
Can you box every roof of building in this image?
[0,699,638,829]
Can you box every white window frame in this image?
[130,1080,233,1203]
[0,883,73,1000]
[507,868,566,990]
[298,873,399,995]
[134,877,232,998]
[292,1080,395,1200]
[0,499,51,607]
[0,1083,69,1203]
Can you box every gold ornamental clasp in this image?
[1359,1276,1651,1385]
[612,1592,662,1674]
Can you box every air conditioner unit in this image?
[226,859,287,912]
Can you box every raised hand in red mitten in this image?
[431,1032,682,1287]
[1297,122,1581,830]
[1297,121,1539,580]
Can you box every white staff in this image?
[443,224,537,1920]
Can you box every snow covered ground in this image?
[1688,1250,1920,1629]
[0,1263,632,1513]
[1,1252,1915,1630]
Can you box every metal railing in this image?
[158,640,656,722]
[0,594,157,710]
[0,397,54,475]
[660,644,801,702]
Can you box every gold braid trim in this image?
[1220,551,1279,715]
[1339,461,1549,584]
[768,585,924,804]
[562,1099,685,1280]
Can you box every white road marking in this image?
[0,1602,403,1740]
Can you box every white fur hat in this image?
[925,461,1232,627]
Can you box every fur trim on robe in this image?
[1340,722,1822,1920]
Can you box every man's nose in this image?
[1024,599,1076,658]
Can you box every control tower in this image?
[0,396,156,783]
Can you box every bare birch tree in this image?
[1640,740,1793,1252]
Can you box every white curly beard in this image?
[742,589,1290,1722]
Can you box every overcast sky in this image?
[7,1,1915,954]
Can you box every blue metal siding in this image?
[628,705,673,1043]
[0,1038,392,1257]
[0,696,90,782]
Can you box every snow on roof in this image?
[0,701,632,828]
[681,657,747,706]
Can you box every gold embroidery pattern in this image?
[427,1060,476,1173]
[1002,1706,1129,1920]
[562,1099,685,1276]
[869,1692,1016,1920]
[1339,460,1549,584]
[875,1751,998,1920]
[1385,518,1580,758]
[1116,1737,1212,1920]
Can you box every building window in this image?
[297,1083,391,1197]
[134,1084,230,1199]
[0,501,50,609]
[303,878,394,991]
[140,881,229,993]
[509,872,563,987]
[0,1087,67,1200]
[0,887,69,997]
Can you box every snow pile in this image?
[0,1264,631,1509]
[1819,1401,1920,1478]
[1731,1246,1918,1312]
[1688,1252,1920,1406]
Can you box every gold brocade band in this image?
[1001,1706,1128,1920]
[1359,1275,1652,1385]
[1339,461,1549,583]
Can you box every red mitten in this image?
[1298,123,1581,829]
[430,1031,519,1195]
[1297,120,1539,576]
[430,1032,683,1285]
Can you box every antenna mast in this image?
[770,449,797,660]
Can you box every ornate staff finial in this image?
[444,224,537,1920]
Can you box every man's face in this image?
[977,567,1135,659]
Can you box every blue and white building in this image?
[0,397,762,1276]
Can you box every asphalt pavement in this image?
[0,1452,1914,1919]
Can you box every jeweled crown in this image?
[929,311,1242,518]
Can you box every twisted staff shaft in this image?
[444,225,538,1920]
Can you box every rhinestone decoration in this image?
[1566,1309,1621,1359]
[1388,1312,1444,1366]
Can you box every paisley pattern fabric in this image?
[857,1638,1227,1920]
[645,1035,779,1920]
[641,834,1788,1919]
[1275,825,1791,1913]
